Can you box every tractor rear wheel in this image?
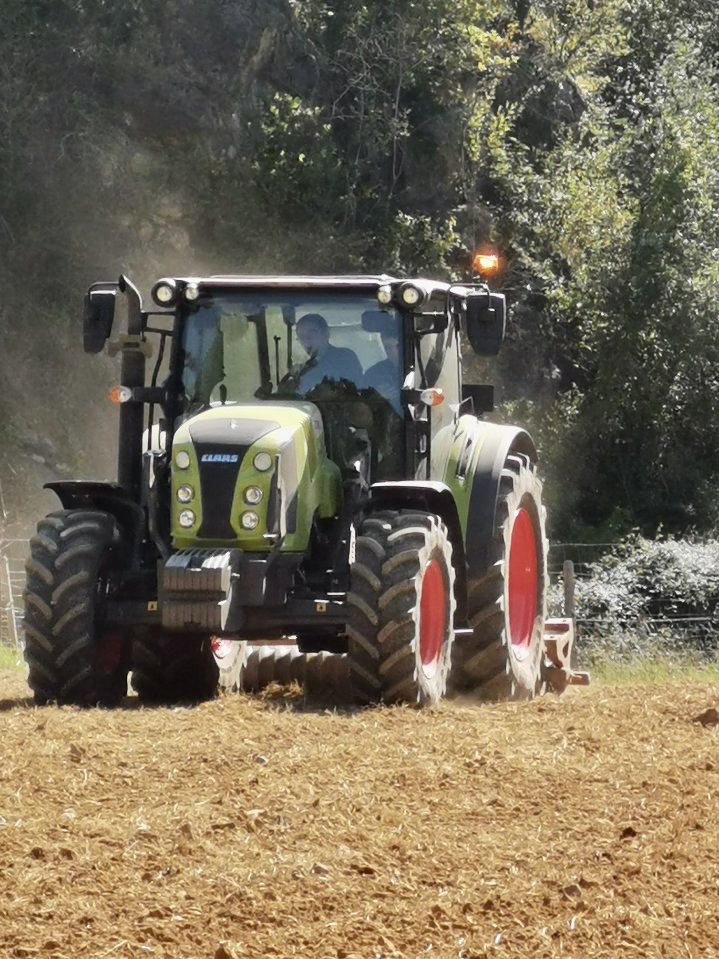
[452,454,548,701]
[131,633,219,703]
[347,510,456,706]
[23,509,129,707]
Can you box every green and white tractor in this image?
[23,271,587,706]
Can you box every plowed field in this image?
[1,667,718,959]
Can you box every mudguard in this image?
[44,480,146,558]
[463,422,537,579]
[369,480,462,541]
[368,480,466,610]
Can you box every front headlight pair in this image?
[175,485,263,529]
[177,503,261,531]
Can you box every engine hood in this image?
[170,401,341,549]
[181,401,327,452]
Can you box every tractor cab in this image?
[171,282,410,484]
[162,277,477,492]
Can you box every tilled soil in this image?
[1,667,718,959]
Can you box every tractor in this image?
[23,270,586,706]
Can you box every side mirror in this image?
[465,291,506,355]
[83,289,117,353]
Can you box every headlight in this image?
[151,278,178,306]
[176,484,194,503]
[175,450,191,469]
[377,285,393,305]
[253,451,273,472]
[178,509,196,528]
[184,282,200,301]
[399,283,422,307]
[240,511,260,530]
[244,485,263,505]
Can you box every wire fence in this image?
[548,542,615,579]
[549,542,719,646]
[0,538,26,650]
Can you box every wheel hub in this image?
[419,557,447,678]
[508,507,538,653]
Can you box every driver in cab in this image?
[294,313,362,393]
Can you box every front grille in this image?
[194,443,248,538]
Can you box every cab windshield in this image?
[178,289,402,410]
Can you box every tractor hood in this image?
[170,402,342,550]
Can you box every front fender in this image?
[44,481,145,560]
[369,480,466,617]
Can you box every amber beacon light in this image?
[472,251,499,275]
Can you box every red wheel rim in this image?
[210,636,233,661]
[508,507,538,652]
[419,557,447,677]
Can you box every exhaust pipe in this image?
[117,274,146,501]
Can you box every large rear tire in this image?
[347,510,456,706]
[451,454,548,701]
[23,510,129,707]
[131,633,219,704]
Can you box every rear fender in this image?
[464,423,537,579]
[368,480,467,619]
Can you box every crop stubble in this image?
[0,668,717,958]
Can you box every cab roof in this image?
[176,274,453,292]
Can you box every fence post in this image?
[563,559,575,619]
[3,554,18,647]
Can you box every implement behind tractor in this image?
[23,271,587,706]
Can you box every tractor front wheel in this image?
[347,510,456,706]
[23,510,129,706]
[451,455,548,701]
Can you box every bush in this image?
[570,537,719,654]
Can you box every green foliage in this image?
[574,537,719,641]
[0,645,23,671]
[588,650,719,684]
[2,0,719,541]
[476,4,719,536]
[254,94,345,221]
[283,0,514,259]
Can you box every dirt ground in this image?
[1,667,718,959]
